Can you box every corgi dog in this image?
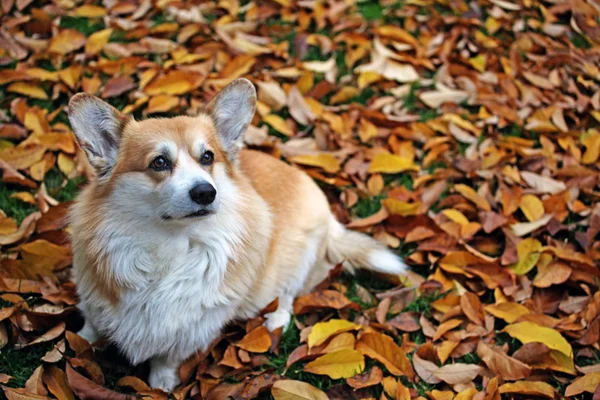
[67,78,408,391]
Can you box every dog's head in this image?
[68,78,256,223]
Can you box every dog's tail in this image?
[326,216,408,275]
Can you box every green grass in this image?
[60,16,105,36]
[0,342,57,388]
[358,1,384,21]
[352,195,384,218]
[0,185,38,225]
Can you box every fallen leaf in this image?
[565,372,600,396]
[504,321,573,357]
[49,30,86,55]
[477,341,531,381]
[433,363,482,385]
[65,364,137,400]
[498,381,555,398]
[42,365,74,400]
[356,332,413,378]
[346,366,383,389]
[271,380,328,400]
[304,349,364,379]
[368,153,419,174]
[307,319,360,348]
[236,326,272,353]
[291,154,340,173]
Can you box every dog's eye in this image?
[150,156,169,171]
[200,151,214,166]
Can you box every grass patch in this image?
[60,16,105,35]
[0,185,38,224]
[352,195,384,218]
[403,291,447,317]
[358,1,383,21]
[0,342,56,388]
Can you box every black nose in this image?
[189,182,216,205]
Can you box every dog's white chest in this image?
[98,235,238,364]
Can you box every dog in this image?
[67,78,408,391]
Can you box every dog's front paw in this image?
[264,309,291,332]
[148,359,180,392]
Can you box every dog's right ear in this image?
[68,93,128,178]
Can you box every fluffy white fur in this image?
[68,79,408,391]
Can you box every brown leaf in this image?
[65,364,137,400]
[271,380,328,400]
[356,332,413,378]
[101,76,135,98]
[346,366,383,389]
[42,365,74,400]
[69,358,104,385]
[293,290,356,314]
[236,326,272,353]
[476,341,531,381]
[460,292,485,325]
[48,30,86,54]
[240,372,280,399]
[3,387,52,399]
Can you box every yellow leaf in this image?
[321,332,356,354]
[25,68,59,82]
[330,87,359,104]
[49,29,86,55]
[0,144,46,170]
[504,321,572,357]
[582,129,600,164]
[291,154,340,174]
[356,332,413,378]
[442,209,470,225]
[232,36,272,56]
[263,114,293,136]
[85,29,113,56]
[271,380,328,400]
[368,153,418,174]
[73,4,107,17]
[499,381,555,398]
[146,95,179,114]
[383,199,421,216]
[145,71,204,96]
[11,191,35,204]
[455,388,478,400]
[307,319,360,348]
[58,65,82,90]
[57,153,75,177]
[455,184,491,211]
[564,372,600,396]
[303,349,364,379]
[484,302,530,323]
[469,54,487,72]
[511,238,542,275]
[236,326,271,353]
[358,118,378,143]
[7,82,48,100]
[519,194,544,222]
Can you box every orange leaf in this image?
[565,372,600,396]
[498,381,555,398]
[356,332,413,378]
[236,326,272,353]
[49,30,86,55]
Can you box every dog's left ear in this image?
[206,78,256,158]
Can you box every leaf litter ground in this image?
[1,0,600,399]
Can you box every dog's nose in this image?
[189,182,216,205]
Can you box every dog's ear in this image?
[206,78,256,158]
[68,93,128,178]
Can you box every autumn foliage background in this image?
[1,0,600,399]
